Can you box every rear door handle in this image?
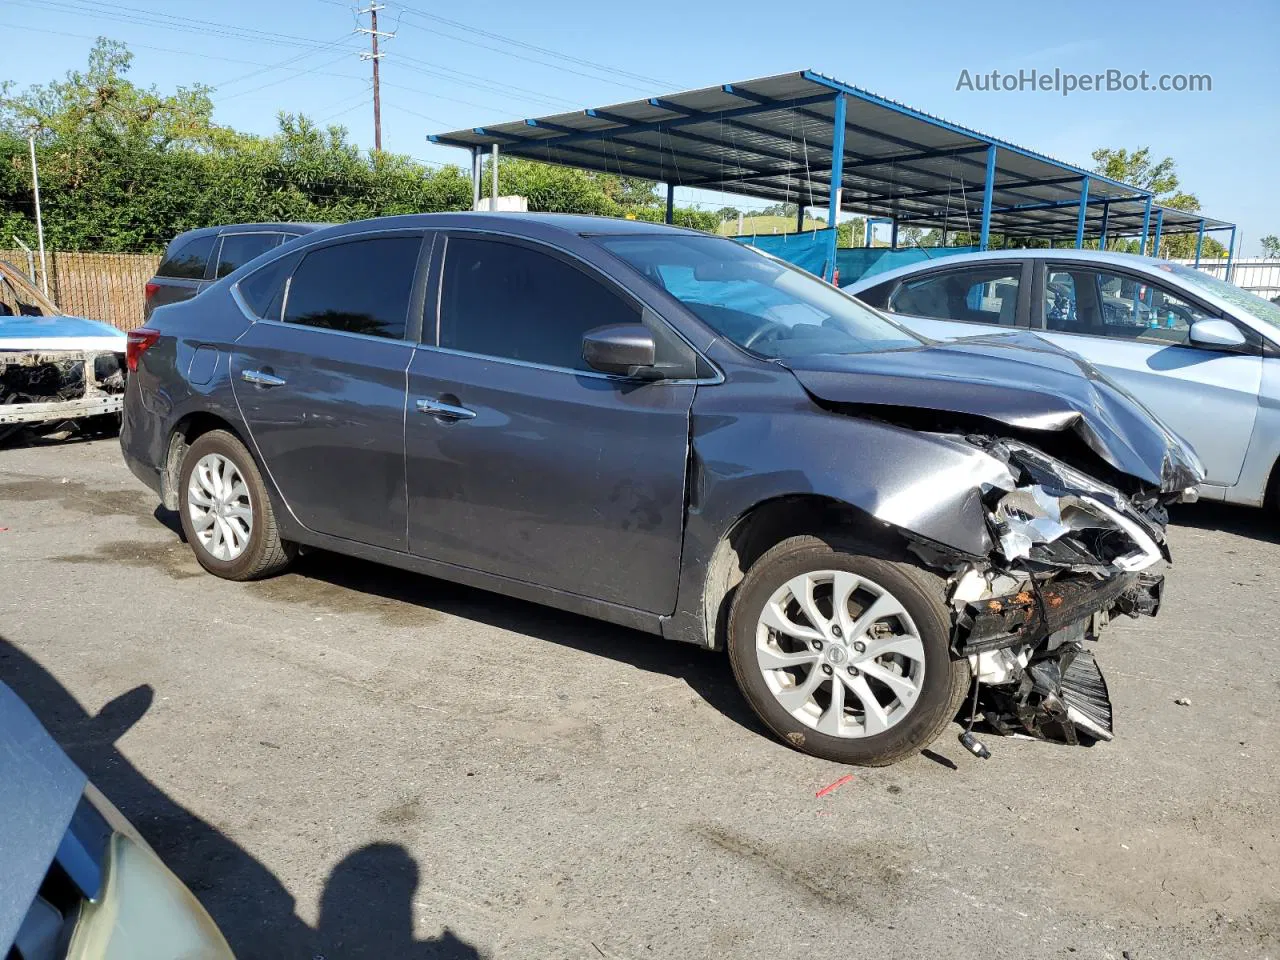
[241,369,287,387]
[416,397,476,420]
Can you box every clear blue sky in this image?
[5,0,1278,253]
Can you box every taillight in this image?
[126,328,161,372]
[144,281,159,302]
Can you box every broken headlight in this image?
[987,443,1165,573]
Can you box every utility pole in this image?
[28,135,48,297]
[357,4,393,151]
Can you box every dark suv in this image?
[120,213,1200,766]
[144,223,322,319]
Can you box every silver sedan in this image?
[848,249,1280,509]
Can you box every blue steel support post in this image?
[1152,209,1164,258]
[825,93,847,282]
[1139,195,1153,255]
[1075,176,1090,248]
[864,217,872,248]
[979,145,997,251]
[1099,200,1110,249]
[1225,226,1236,282]
[1195,220,1205,266]
[796,202,806,233]
[890,222,899,250]
[664,183,674,225]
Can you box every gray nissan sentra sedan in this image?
[120,213,1202,766]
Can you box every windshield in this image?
[1164,262,1280,330]
[597,234,923,359]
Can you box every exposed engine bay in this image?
[0,350,127,442]
[912,436,1176,754]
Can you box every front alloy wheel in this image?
[728,535,969,766]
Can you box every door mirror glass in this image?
[1188,318,1247,349]
[582,324,657,376]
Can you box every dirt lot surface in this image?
[2,437,1277,959]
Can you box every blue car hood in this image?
[781,330,1204,493]
[0,681,86,952]
[0,314,125,342]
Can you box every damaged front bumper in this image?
[928,439,1182,750]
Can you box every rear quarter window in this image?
[157,234,217,280]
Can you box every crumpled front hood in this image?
[781,331,1203,492]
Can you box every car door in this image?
[877,260,1030,340]
[1031,260,1262,487]
[230,230,431,550]
[404,232,698,614]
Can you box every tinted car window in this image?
[215,233,281,279]
[157,234,217,280]
[237,252,300,321]
[283,237,421,340]
[890,266,1021,325]
[439,237,641,370]
[1044,266,1212,345]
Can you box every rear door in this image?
[147,233,218,316]
[404,232,698,614]
[1031,260,1262,486]
[230,231,431,550]
[877,260,1030,340]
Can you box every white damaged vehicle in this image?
[0,260,127,442]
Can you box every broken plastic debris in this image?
[1174,697,1191,706]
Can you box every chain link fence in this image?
[0,249,160,331]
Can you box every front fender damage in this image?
[874,435,1175,752]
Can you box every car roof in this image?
[299,211,710,245]
[164,222,327,248]
[845,248,1170,292]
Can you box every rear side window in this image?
[890,266,1021,326]
[237,252,300,321]
[157,234,217,280]
[283,237,421,340]
[215,233,281,279]
[439,236,640,370]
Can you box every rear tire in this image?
[178,429,294,581]
[727,534,969,766]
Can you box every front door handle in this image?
[416,397,476,420]
[241,369,287,387]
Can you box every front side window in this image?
[1044,265,1212,345]
[439,236,641,370]
[1167,262,1280,331]
[157,234,217,280]
[598,234,921,359]
[889,266,1021,326]
[215,233,281,279]
[283,237,421,340]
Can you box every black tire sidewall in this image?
[177,431,272,580]
[728,537,964,766]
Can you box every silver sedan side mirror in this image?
[1188,318,1247,349]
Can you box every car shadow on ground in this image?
[0,636,483,960]
[273,548,772,742]
[1168,501,1280,544]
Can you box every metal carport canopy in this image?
[430,70,1235,271]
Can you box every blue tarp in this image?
[732,230,834,278]
[731,232,977,287]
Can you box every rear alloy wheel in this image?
[728,535,969,766]
[178,429,294,581]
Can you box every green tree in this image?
[1260,235,1280,258]
[1090,147,1224,259]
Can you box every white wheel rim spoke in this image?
[188,453,253,563]
[755,568,926,740]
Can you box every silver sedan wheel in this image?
[187,453,254,562]
[755,570,926,738]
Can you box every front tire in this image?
[727,534,969,766]
[178,429,294,581]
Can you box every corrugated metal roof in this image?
[431,70,1232,238]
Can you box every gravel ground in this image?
[1,437,1277,960]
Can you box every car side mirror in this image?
[582,324,657,376]
[1188,318,1247,349]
